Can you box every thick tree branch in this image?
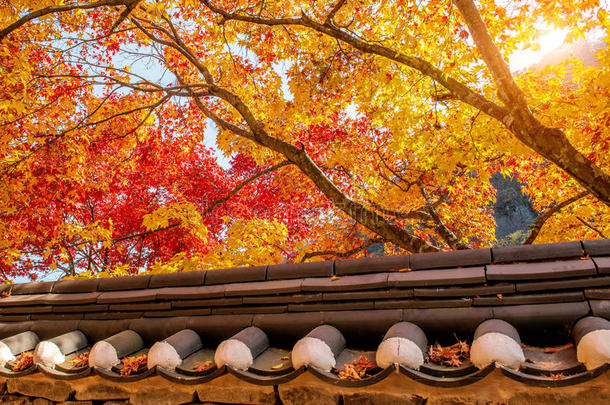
[0,0,130,41]
[453,0,610,206]
[203,0,610,206]
[418,182,469,250]
[523,191,588,245]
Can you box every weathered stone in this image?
[58,401,95,405]
[426,399,496,405]
[507,387,610,405]
[279,386,340,405]
[196,375,275,405]
[343,392,426,405]
[73,380,130,401]
[130,388,194,405]
[32,399,55,405]
[3,399,30,405]
[7,376,73,402]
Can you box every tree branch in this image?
[0,0,130,41]
[453,0,610,206]
[523,191,588,245]
[576,216,607,239]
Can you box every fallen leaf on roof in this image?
[398,268,412,272]
[550,372,564,380]
[330,276,340,281]
[193,361,214,372]
[281,356,290,360]
[271,363,284,369]
[0,291,9,297]
[336,356,376,380]
[8,352,33,372]
[120,354,147,376]
[70,352,90,368]
[427,339,470,367]
[497,294,503,299]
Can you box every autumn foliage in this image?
[0,0,609,280]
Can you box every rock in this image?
[7,376,73,402]
[279,386,340,405]
[73,380,129,401]
[130,388,194,405]
[58,401,95,405]
[343,392,426,405]
[507,387,610,405]
[32,399,55,405]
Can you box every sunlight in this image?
[509,27,568,72]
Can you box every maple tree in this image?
[1,0,609,280]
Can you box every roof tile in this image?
[52,279,99,293]
[225,279,302,297]
[109,302,171,311]
[593,257,610,274]
[172,297,242,308]
[98,274,151,291]
[473,291,584,306]
[253,312,323,345]
[376,298,472,310]
[42,292,100,305]
[413,284,515,298]
[584,288,610,299]
[51,304,108,313]
[148,271,206,288]
[334,255,409,275]
[0,294,47,307]
[243,293,322,305]
[11,281,55,295]
[516,276,610,292]
[97,289,158,304]
[590,300,610,318]
[582,239,610,256]
[267,261,333,280]
[301,273,388,292]
[143,308,212,317]
[155,285,225,300]
[2,305,52,314]
[211,305,286,315]
[323,309,403,346]
[486,259,596,281]
[403,307,493,335]
[410,249,491,270]
[492,241,583,263]
[204,266,267,285]
[492,302,590,327]
[323,289,413,301]
[83,312,143,320]
[388,267,485,287]
[288,301,374,312]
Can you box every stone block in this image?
[7,376,73,402]
[343,392,426,405]
[73,379,130,401]
[130,388,194,405]
[279,386,340,405]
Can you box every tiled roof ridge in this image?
[3,238,609,295]
[0,238,607,394]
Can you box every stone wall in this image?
[1,369,609,405]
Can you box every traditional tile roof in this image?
[0,239,608,399]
